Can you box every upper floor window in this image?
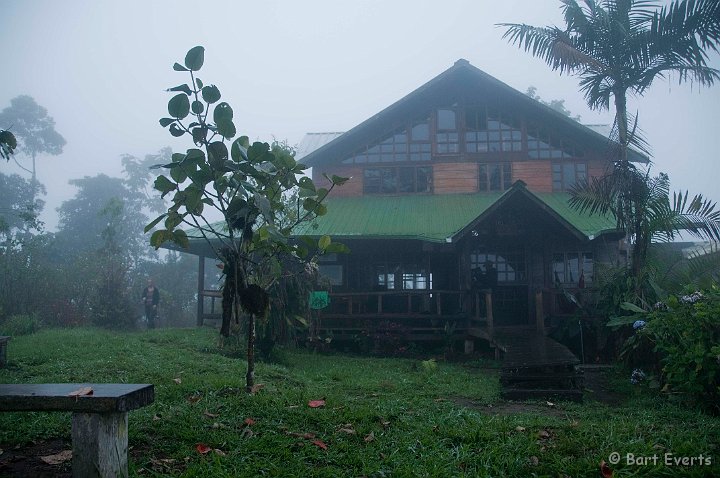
[364,166,432,194]
[470,249,526,283]
[435,109,459,154]
[466,108,523,153]
[479,163,512,192]
[527,124,583,160]
[552,162,587,191]
[409,119,431,161]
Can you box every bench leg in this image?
[71,411,128,478]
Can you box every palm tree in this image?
[499,0,720,276]
[569,168,720,281]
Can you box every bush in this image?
[616,286,720,413]
[0,314,39,336]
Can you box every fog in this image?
[2,0,719,230]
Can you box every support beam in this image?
[197,255,205,327]
[71,412,128,478]
[535,290,544,334]
[485,290,493,338]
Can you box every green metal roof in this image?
[293,187,618,243]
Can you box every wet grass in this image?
[0,327,718,477]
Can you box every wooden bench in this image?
[0,336,9,367]
[0,383,154,478]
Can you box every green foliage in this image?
[0,129,16,160]
[0,314,39,336]
[617,287,720,413]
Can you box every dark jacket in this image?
[142,287,160,306]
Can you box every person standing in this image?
[142,279,160,329]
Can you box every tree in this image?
[500,0,720,277]
[148,46,346,392]
[0,95,65,194]
[56,174,149,262]
[525,86,582,121]
[0,172,44,238]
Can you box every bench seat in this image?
[0,383,154,478]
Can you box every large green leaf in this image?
[184,46,205,71]
[150,229,174,249]
[216,119,236,139]
[167,84,192,95]
[154,175,177,198]
[172,62,189,72]
[213,102,233,123]
[231,138,249,162]
[168,93,190,119]
[191,127,207,145]
[173,229,190,249]
[318,235,331,250]
[159,118,175,127]
[191,100,204,115]
[169,124,185,137]
[201,85,221,103]
[207,141,229,169]
[170,164,188,183]
[144,213,167,233]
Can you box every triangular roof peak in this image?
[301,59,649,166]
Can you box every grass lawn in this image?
[0,327,718,477]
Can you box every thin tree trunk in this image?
[246,312,255,392]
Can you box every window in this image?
[527,124,583,160]
[552,252,593,286]
[364,166,432,194]
[552,163,587,191]
[409,119,432,161]
[435,109,459,154]
[376,264,430,290]
[470,249,526,283]
[465,107,522,153]
[479,163,512,191]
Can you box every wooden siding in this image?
[513,161,553,192]
[433,162,478,194]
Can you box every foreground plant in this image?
[146,46,347,392]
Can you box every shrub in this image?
[0,314,39,336]
[613,286,720,412]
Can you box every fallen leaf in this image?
[302,432,316,439]
[380,452,387,460]
[249,383,265,394]
[653,444,666,450]
[538,430,551,439]
[338,427,356,435]
[364,431,375,443]
[187,394,202,404]
[152,414,162,421]
[68,387,93,397]
[240,428,254,439]
[600,460,613,478]
[288,405,299,409]
[380,420,390,428]
[311,439,328,450]
[173,378,182,385]
[434,398,448,402]
[196,443,211,454]
[528,455,539,466]
[244,418,256,426]
[545,401,555,407]
[203,410,218,419]
[308,399,326,408]
[40,450,72,465]
[515,426,526,432]
[213,449,226,456]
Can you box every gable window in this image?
[479,163,512,192]
[364,166,432,194]
[465,108,522,153]
[435,109,459,154]
[409,119,431,161]
[552,163,587,191]
[552,252,593,286]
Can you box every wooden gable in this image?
[302,59,647,197]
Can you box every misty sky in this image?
[2,0,719,230]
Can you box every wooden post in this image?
[71,411,128,478]
[377,295,383,314]
[535,290,544,333]
[196,255,205,327]
[0,336,9,368]
[407,294,412,313]
[347,296,353,315]
[436,293,442,315]
[474,291,480,320]
[464,338,474,355]
[485,290,493,337]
